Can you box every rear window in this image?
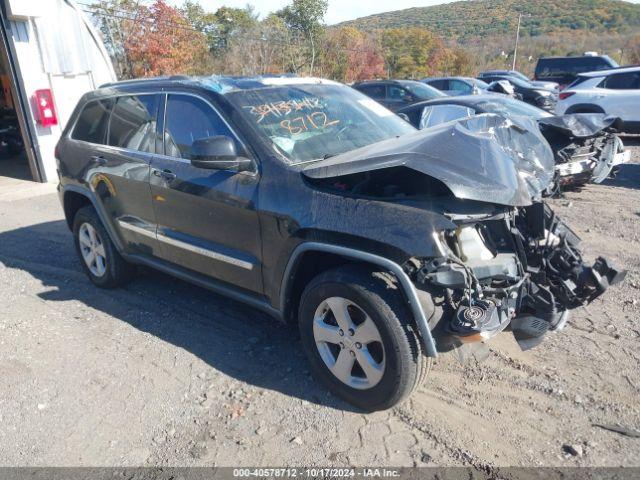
[565,76,592,89]
[355,84,385,100]
[535,56,618,81]
[425,79,447,90]
[71,99,113,144]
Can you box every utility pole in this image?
[512,13,522,71]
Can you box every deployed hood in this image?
[302,114,555,207]
[537,113,619,138]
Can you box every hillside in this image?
[339,0,640,41]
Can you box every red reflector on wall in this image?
[34,89,58,127]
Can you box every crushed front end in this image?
[407,201,626,351]
[537,114,631,193]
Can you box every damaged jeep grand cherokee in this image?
[56,76,625,411]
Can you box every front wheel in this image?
[298,265,430,411]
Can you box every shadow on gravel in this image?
[602,161,640,191]
[0,220,357,412]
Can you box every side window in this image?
[71,99,113,144]
[449,80,472,93]
[419,105,474,130]
[387,85,409,101]
[358,85,385,100]
[164,94,236,159]
[601,72,640,90]
[107,95,158,153]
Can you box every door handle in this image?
[152,168,176,181]
[90,155,106,165]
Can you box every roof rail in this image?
[99,75,192,89]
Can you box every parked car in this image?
[534,55,619,89]
[478,69,558,90]
[352,79,445,111]
[477,74,557,111]
[555,66,640,133]
[421,77,490,95]
[56,76,625,411]
[396,95,630,192]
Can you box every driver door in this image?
[149,93,263,293]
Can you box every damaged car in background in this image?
[397,94,630,195]
[57,76,625,412]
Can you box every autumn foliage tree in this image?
[320,27,385,82]
[123,1,211,77]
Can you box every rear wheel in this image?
[298,265,429,411]
[73,206,135,288]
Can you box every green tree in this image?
[277,0,328,74]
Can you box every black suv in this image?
[56,76,624,411]
[534,55,619,88]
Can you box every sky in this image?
[165,0,459,25]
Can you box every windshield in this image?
[477,97,552,119]
[226,84,416,164]
[399,81,446,100]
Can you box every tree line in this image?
[88,0,639,82]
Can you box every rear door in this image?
[68,95,159,255]
[596,71,640,122]
[103,94,161,254]
[149,93,263,293]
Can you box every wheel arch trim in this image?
[61,184,126,253]
[280,242,438,358]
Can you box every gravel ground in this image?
[0,143,638,470]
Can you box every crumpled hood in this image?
[302,114,555,207]
[537,113,619,138]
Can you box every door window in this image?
[164,94,236,159]
[71,99,113,144]
[107,95,158,153]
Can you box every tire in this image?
[72,205,135,288]
[298,264,430,411]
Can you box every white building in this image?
[0,0,115,183]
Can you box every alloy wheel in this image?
[78,222,107,277]
[313,296,386,390]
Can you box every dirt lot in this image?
[0,143,639,470]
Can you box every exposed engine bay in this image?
[407,202,626,351]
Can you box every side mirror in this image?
[190,136,252,172]
[397,112,410,123]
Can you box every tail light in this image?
[558,91,576,101]
[34,89,58,127]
